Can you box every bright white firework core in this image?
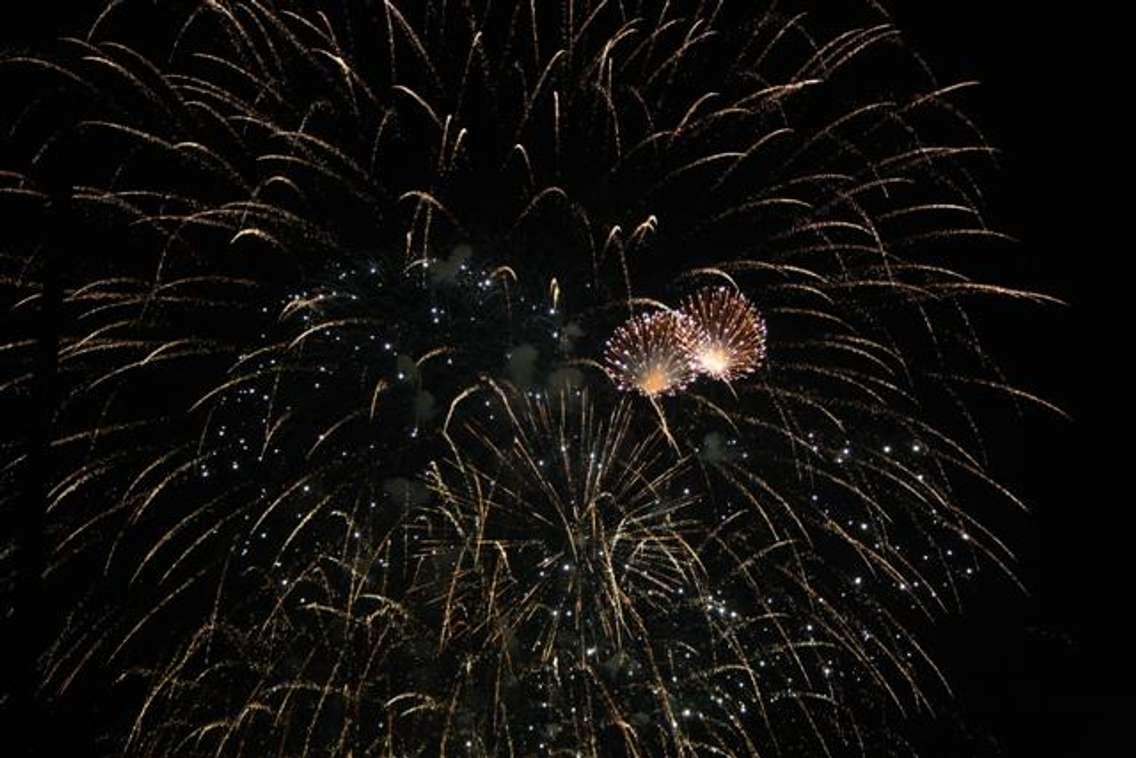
[695,344,733,378]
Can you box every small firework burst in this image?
[604,311,701,396]
[681,287,768,381]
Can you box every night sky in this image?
[1,2,1111,756]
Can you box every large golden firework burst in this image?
[0,0,1059,754]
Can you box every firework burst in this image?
[681,287,769,382]
[0,1,1060,755]
[414,386,930,754]
[604,311,702,397]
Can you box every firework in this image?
[416,388,923,754]
[681,287,769,382]
[0,1,1055,755]
[604,311,702,397]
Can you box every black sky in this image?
[891,4,1115,757]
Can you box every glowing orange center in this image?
[637,366,671,395]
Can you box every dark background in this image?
[1,2,1111,756]
[887,5,1115,757]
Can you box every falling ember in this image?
[681,287,768,381]
[604,311,701,396]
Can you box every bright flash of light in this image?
[680,287,768,381]
[604,310,702,396]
